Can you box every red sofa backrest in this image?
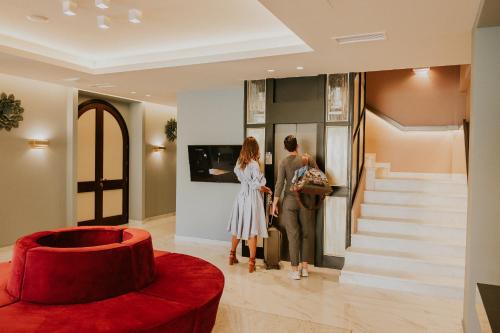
[6,227,156,305]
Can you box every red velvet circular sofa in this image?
[0,227,225,333]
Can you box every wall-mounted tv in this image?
[188,145,242,183]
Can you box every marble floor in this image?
[0,217,465,333]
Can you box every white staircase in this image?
[340,155,467,298]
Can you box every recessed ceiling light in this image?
[413,67,430,76]
[95,0,110,9]
[90,83,115,88]
[97,15,111,29]
[26,14,49,23]
[334,32,386,45]
[62,0,77,16]
[145,94,151,97]
[130,91,136,94]
[267,69,275,73]
[62,77,80,82]
[128,9,142,24]
[296,66,304,70]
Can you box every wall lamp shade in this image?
[62,0,78,16]
[413,67,430,75]
[28,139,49,149]
[97,15,111,29]
[95,0,111,9]
[128,9,142,24]
[152,145,166,152]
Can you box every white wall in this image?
[176,86,243,241]
[0,74,70,246]
[463,26,500,333]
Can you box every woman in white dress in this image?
[227,137,272,273]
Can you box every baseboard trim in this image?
[129,212,176,227]
[174,235,231,247]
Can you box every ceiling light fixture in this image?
[26,14,49,23]
[334,32,386,45]
[130,91,136,94]
[413,67,430,76]
[267,69,275,73]
[296,66,304,70]
[95,0,110,9]
[62,0,77,16]
[145,94,151,97]
[97,15,111,29]
[62,77,80,82]
[128,9,142,24]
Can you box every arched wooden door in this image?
[77,99,129,226]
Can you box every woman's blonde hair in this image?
[238,136,260,170]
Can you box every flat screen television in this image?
[188,145,242,183]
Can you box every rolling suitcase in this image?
[264,194,281,270]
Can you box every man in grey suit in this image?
[271,135,317,280]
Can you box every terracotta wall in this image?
[366,65,466,126]
[365,111,466,174]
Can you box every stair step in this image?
[340,265,464,298]
[364,190,467,208]
[361,203,466,226]
[384,172,467,183]
[373,178,468,194]
[357,217,466,243]
[351,232,465,258]
[345,247,465,278]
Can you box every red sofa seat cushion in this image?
[6,227,156,304]
[141,253,225,333]
[0,292,196,333]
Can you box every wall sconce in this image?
[28,139,49,149]
[413,67,430,76]
[152,145,166,152]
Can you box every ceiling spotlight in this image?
[62,0,77,16]
[130,91,136,94]
[128,9,142,24]
[145,94,151,97]
[296,66,304,70]
[95,0,110,9]
[97,15,111,29]
[26,14,49,23]
[413,67,430,76]
[267,69,275,73]
[62,77,80,82]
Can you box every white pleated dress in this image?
[227,160,269,240]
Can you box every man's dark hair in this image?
[284,135,298,152]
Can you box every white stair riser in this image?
[357,219,466,243]
[364,191,467,208]
[374,179,467,194]
[351,234,465,258]
[340,271,463,298]
[361,204,466,225]
[344,252,465,278]
[386,172,467,182]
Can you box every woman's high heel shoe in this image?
[229,250,239,265]
[248,257,256,273]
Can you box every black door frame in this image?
[77,99,130,226]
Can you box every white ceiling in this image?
[0,0,482,105]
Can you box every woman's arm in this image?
[271,160,286,216]
[248,162,271,194]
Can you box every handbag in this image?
[290,166,332,210]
